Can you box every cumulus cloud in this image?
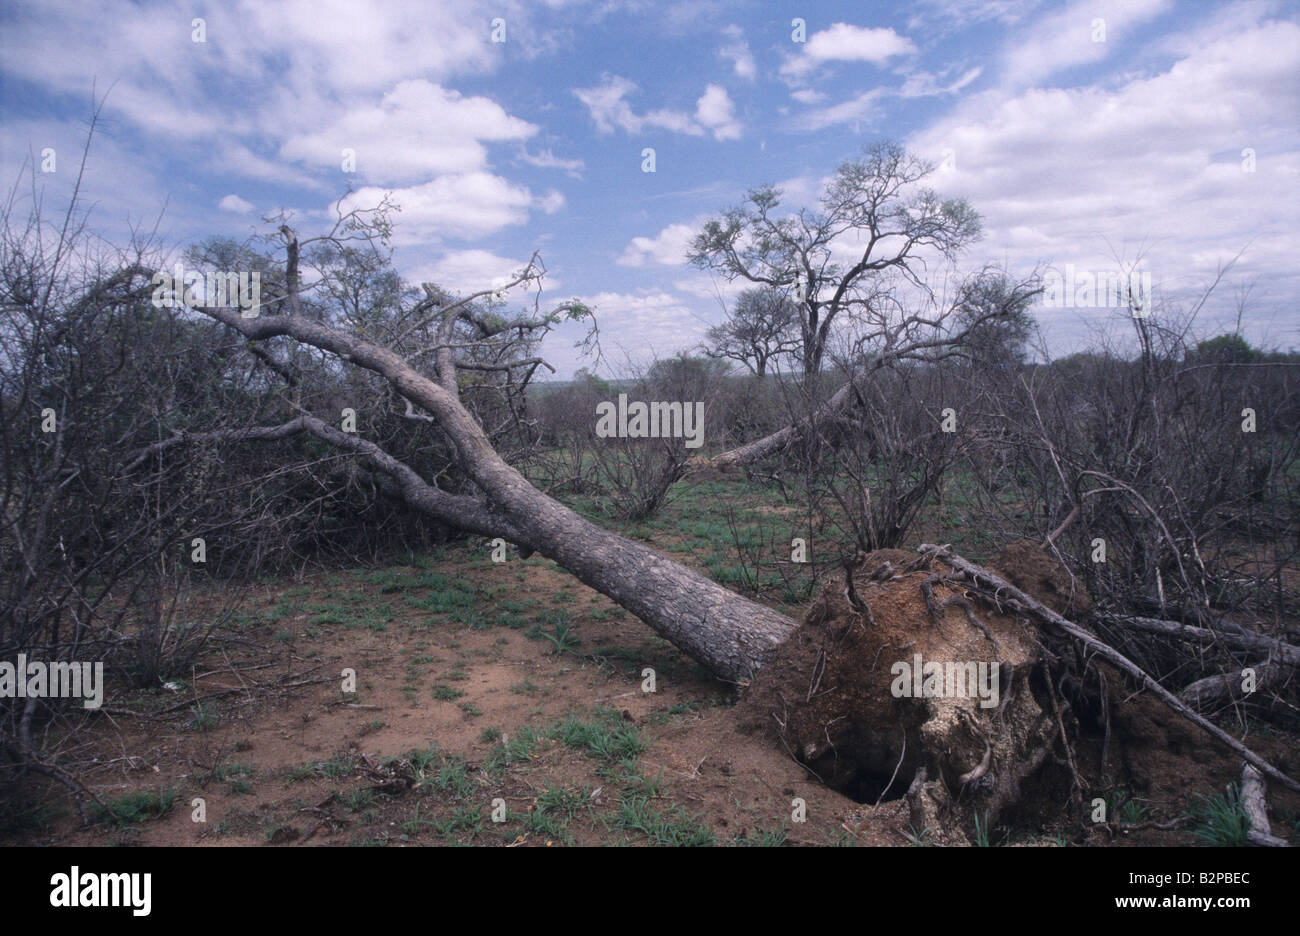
[339,172,538,243]
[695,85,743,140]
[617,222,701,267]
[908,15,1300,346]
[279,80,536,184]
[408,249,535,295]
[782,23,917,78]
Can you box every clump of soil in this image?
[987,540,1092,617]
[738,547,1068,838]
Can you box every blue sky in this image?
[2,0,1297,378]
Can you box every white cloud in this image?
[695,85,743,140]
[280,80,536,184]
[1000,0,1171,88]
[794,89,888,131]
[574,74,740,139]
[518,147,586,177]
[899,66,984,98]
[339,172,537,243]
[409,249,532,295]
[907,15,1300,348]
[574,75,701,136]
[536,189,566,214]
[617,222,700,267]
[218,194,254,213]
[719,25,757,80]
[790,88,826,104]
[782,23,917,78]
[579,290,705,361]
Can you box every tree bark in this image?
[194,306,798,682]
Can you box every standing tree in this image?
[688,141,982,383]
[702,286,802,377]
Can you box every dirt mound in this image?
[738,548,1061,837]
[987,540,1092,617]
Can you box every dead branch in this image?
[918,544,1300,794]
[1240,763,1290,847]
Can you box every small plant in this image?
[972,811,1008,847]
[1190,784,1250,847]
[1118,796,1149,825]
[539,620,581,654]
[431,684,465,701]
[903,824,935,847]
[187,704,218,732]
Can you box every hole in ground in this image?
[805,731,923,804]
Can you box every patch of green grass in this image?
[731,821,788,847]
[551,708,645,763]
[431,806,484,841]
[487,727,540,769]
[903,824,935,846]
[1112,790,1149,825]
[207,762,254,783]
[523,785,591,843]
[431,684,465,701]
[0,794,64,838]
[610,793,713,846]
[90,789,178,827]
[287,755,356,783]
[405,746,477,798]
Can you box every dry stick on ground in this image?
[1179,661,1287,713]
[917,544,1300,795]
[1240,763,1290,847]
[1099,614,1300,667]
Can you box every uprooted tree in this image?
[6,128,1298,826]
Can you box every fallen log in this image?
[1240,763,1290,847]
[1099,614,1300,667]
[1180,661,1286,712]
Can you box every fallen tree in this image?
[174,229,798,684]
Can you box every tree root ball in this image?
[739,544,1090,830]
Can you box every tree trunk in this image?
[196,305,798,682]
